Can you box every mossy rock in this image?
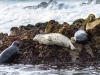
[71,14,96,30]
[71,18,85,29]
[45,20,59,33]
[86,19,100,31]
[20,29,41,40]
[58,22,74,38]
[87,14,95,22]
[83,14,96,30]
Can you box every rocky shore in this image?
[0,14,100,68]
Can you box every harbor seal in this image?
[0,41,21,64]
[71,30,88,44]
[33,33,76,50]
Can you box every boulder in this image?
[86,19,100,30]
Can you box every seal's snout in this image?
[33,37,36,41]
[70,37,76,43]
[33,35,39,41]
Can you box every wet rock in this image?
[69,43,82,63]
[10,27,19,35]
[48,0,57,5]
[24,0,57,9]
[36,2,48,8]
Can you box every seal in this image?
[0,41,21,64]
[33,33,76,50]
[71,30,88,44]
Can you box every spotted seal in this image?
[33,33,76,50]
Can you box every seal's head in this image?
[33,34,42,41]
[70,37,76,43]
[12,41,19,47]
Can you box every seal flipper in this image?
[69,41,76,50]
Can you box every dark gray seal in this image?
[0,41,21,64]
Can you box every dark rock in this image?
[24,0,57,9]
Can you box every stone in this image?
[86,19,100,30]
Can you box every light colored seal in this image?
[0,41,21,64]
[71,30,88,44]
[33,33,76,50]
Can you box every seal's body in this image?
[71,30,88,44]
[0,41,21,64]
[33,33,76,50]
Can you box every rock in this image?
[58,22,74,38]
[36,2,48,8]
[45,20,59,33]
[88,0,100,4]
[69,43,82,62]
[45,20,73,38]
[83,14,96,30]
[48,0,57,5]
[19,24,35,35]
[86,23,100,61]
[0,33,8,44]
[86,19,100,30]
[10,27,19,35]
[24,0,57,9]
[86,24,100,40]
[71,14,96,30]
[71,18,85,30]
[20,30,38,40]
